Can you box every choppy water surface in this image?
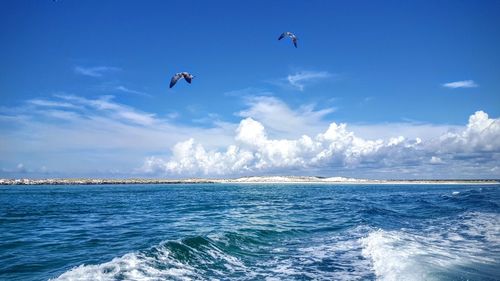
[0,183,499,281]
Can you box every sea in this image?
[0,183,499,281]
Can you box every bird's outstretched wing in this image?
[183,73,193,84]
[170,73,182,88]
[278,32,297,47]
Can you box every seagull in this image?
[278,31,298,48]
[170,72,195,88]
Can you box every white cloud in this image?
[237,96,455,142]
[348,122,462,141]
[442,80,478,89]
[237,96,334,138]
[16,163,26,173]
[74,66,121,77]
[55,94,157,126]
[115,86,151,97]
[223,87,273,97]
[286,71,331,91]
[433,111,499,153]
[430,156,443,164]
[27,99,78,108]
[0,95,234,177]
[2,94,499,179]
[144,110,500,178]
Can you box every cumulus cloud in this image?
[74,66,121,78]
[0,95,234,177]
[433,112,499,153]
[2,94,499,179]
[286,71,331,91]
[143,111,500,178]
[237,96,335,138]
[442,80,478,89]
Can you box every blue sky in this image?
[1,0,499,178]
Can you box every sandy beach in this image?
[1,176,498,185]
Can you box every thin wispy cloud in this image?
[95,82,151,97]
[55,94,157,126]
[0,95,235,177]
[115,86,151,97]
[286,71,331,91]
[1,163,27,174]
[223,87,273,97]
[238,96,335,138]
[442,80,478,89]
[27,99,78,108]
[363,97,374,103]
[74,66,121,78]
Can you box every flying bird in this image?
[278,31,298,48]
[170,72,195,88]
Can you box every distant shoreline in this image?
[1,176,498,185]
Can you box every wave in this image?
[360,212,500,281]
[51,212,499,281]
[51,236,249,281]
[50,230,374,280]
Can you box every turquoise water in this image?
[0,184,499,281]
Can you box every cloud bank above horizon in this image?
[1,94,499,179]
[143,110,500,179]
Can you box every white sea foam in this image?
[51,251,200,281]
[455,212,500,245]
[287,212,500,280]
[294,234,374,280]
[50,238,250,281]
[360,212,500,281]
[53,232,373,281]
[52,212,499,281]
[360,230,440,281]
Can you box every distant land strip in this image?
[0,176,498,185]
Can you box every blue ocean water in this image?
[0,184,499,281]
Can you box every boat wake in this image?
[360,212,500,281]
[51,212,500,281]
